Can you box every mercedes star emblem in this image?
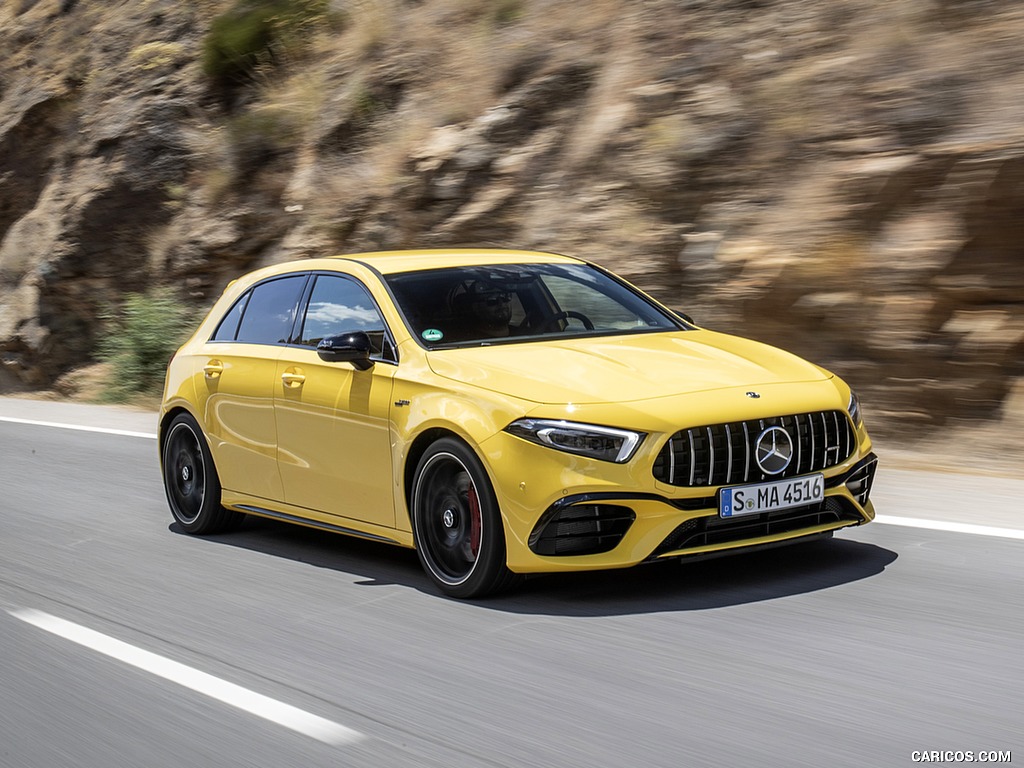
[755,426,794,475]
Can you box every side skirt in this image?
[234,505,406,546]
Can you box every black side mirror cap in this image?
[316,332,374,370]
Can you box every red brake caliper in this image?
[467,484,481,558]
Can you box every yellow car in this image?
[159,249,877,598]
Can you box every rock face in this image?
[1,0,1022,435]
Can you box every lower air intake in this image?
[844,456,878,506]
[653,497,861,556]
[529,504,635,556]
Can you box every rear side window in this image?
[211,293,249,341]
[226,275,307,345]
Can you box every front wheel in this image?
[411,438,518,598]
[162,412,242,534]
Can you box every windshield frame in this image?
[383,262,691,351]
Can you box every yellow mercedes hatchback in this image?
[159,249,878,598]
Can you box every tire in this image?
[162,412,242,535]
[411,438,519,598]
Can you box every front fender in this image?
[389,353,533,531]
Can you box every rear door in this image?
[197,274,308,501]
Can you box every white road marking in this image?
[0,416,156,439]
[8,609,364,747]
[873,514,1024,541]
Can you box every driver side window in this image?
[298,275,393,359]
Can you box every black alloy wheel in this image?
[162,412,241,534]
[411,438,518,598]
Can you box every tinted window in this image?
[299,275,390,357]
[385,263,682,348]
[543,275,648,330]
[235,275,307,345]
[211,292,250,341]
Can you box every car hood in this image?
[425,330,831,404]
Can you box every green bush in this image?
[492,0,524,25]
[99,289,196,402]
[202,0,340,85]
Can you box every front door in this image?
[274,273,397,527]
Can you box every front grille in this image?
[529,504,635,556]
[653,497,861,556]
[653,411,855,488]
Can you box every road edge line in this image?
[0,416,156,439]
[873,514,1024,541]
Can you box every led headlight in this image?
[848,390,863,427]
[505,419,645,463]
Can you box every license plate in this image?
[719,474,824,518]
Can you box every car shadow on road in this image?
[501,537,898,616]
[170,518,897,617]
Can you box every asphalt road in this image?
[1,399,1021,768]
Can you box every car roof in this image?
[331,248,584,275]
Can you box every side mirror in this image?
[316,332,374,370]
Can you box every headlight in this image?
[848,390,863,427]
[505,419,645,463]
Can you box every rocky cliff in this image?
[2,0,1022,438]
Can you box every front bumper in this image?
[483,424,877,573]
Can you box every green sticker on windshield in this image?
[422,328,444,342]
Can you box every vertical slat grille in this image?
[652,410,855,488]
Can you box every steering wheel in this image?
[540,311,595,332]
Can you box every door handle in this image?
[203,360,224,378]
[281,369,306,388]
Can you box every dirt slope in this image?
[1,0,1022,439]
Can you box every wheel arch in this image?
[402,427,462,525]
[396,385,526,523]
[158,405,202,464]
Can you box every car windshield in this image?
[385,263,685,348]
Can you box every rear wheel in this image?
[411,438,518,598]
[162,412,242,534]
